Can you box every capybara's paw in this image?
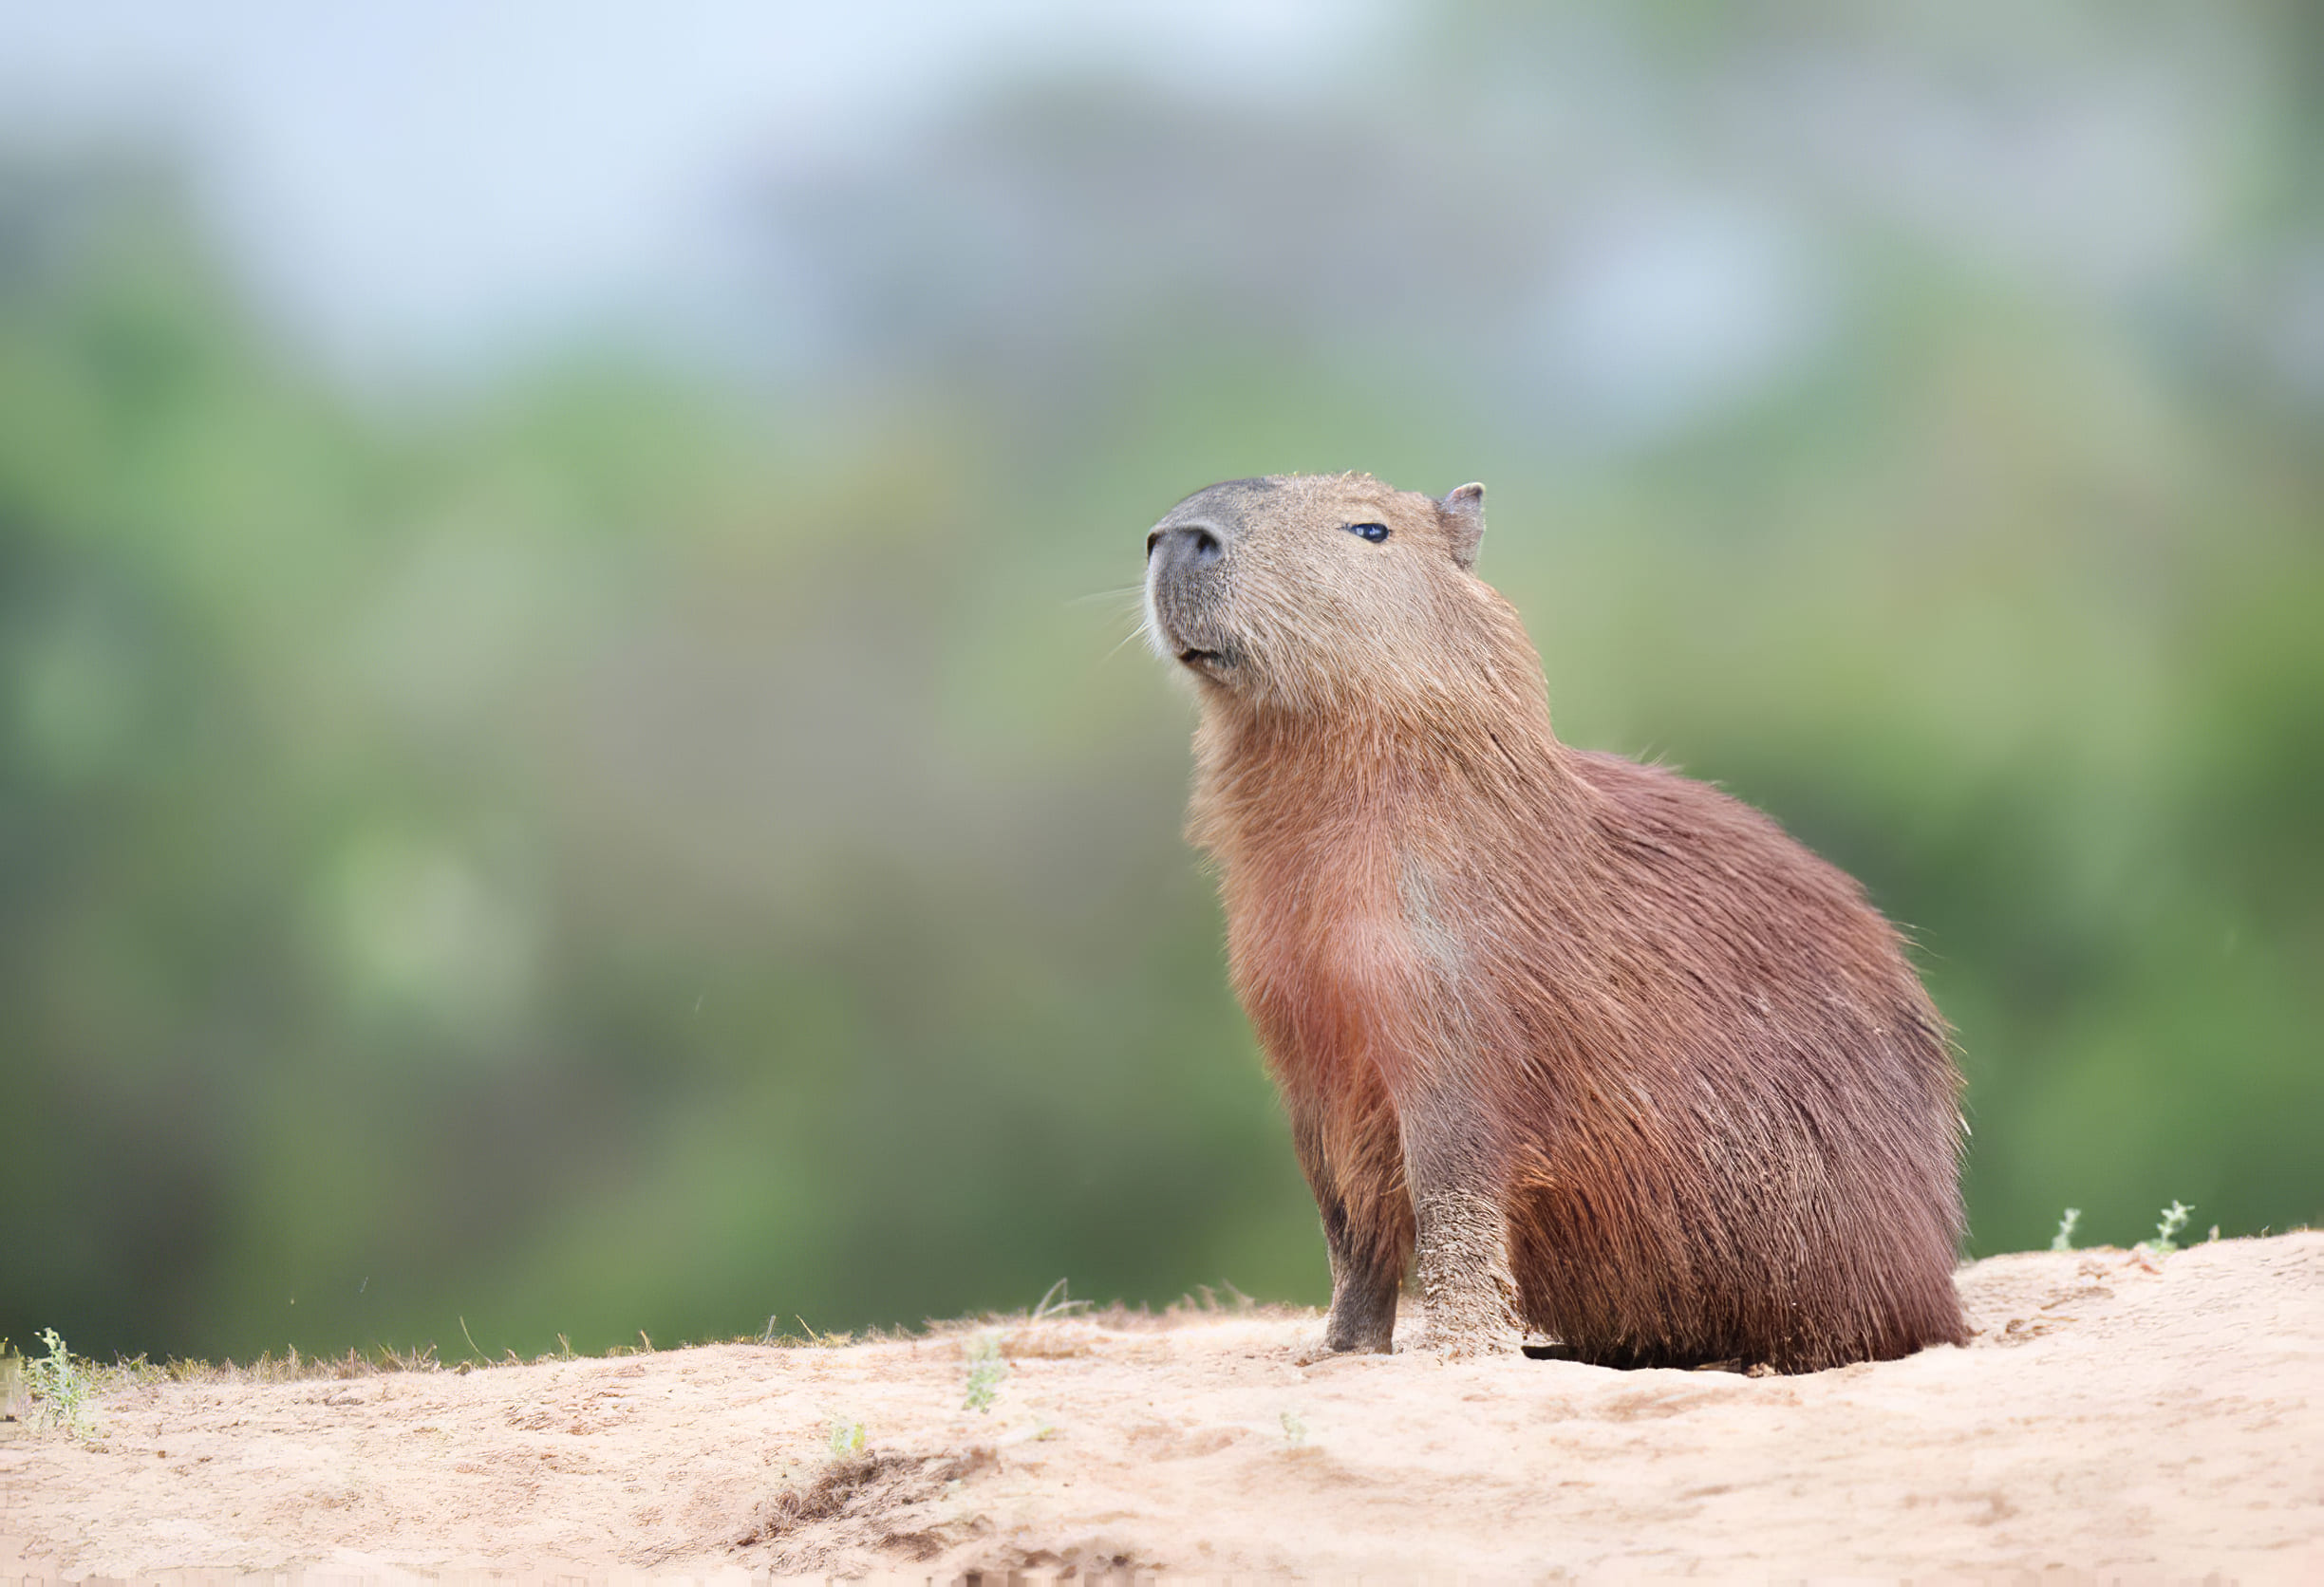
[1408,1323,1522,1359]
[1321,1318,1395,1356]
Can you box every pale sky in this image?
[0,0,1397,373]
[0,3,2264,415]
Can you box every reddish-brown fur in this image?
[1144,473,1966,1371]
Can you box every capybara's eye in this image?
[1346,522,1391,544]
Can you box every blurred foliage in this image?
[3,5,2319,1362]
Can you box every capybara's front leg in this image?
[1402,1105,1521,1356]
[1292,1100,1409,1354]
[1410,1185,1520,1355]
[1320,1198,1400,1353]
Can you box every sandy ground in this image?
[3,1233,2318,1583]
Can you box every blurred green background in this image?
[3,2,2318,1364]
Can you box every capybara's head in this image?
[1143,473,1516,716]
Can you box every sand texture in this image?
[3,1233,2318,1581]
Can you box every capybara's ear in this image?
[1440,482,1486,569]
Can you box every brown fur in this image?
[1143,473,1967,1372]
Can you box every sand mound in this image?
[4,1233,2318,1581]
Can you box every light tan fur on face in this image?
[1144,474,1519,722]
[1144,471,1967,1370]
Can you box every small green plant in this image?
[827,1418,866,1457]
[963,1332,1008,1413]
[2050,1207,2081,1252]
[27,1328,97,1437]
[2148,1200,2194,1255]
[1029,1279,1092,1322]
[1280,1410,1308,1447]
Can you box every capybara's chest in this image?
[1223,847,1481,1095]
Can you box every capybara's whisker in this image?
[1068,584,1148,607]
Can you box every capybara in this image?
[1142,473,1967,1371]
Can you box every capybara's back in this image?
[1142,472,1967,1370]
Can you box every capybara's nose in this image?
[1146,522,1226,578]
